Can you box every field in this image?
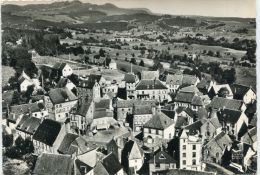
[2,66,16,86]
[235,66,256,89]
[116,60,149,74]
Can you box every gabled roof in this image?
[149,150,177,164]
[93,109,113,119]
[166,74,198,86]
[161,110,176,120]
[196,78,212,90]
[184,121,203,135]
[158,169,216,175]
[75,159,93,175]
[205,132,232,152]
[73,98,93,117]
[209,97,244,111]
[144,112,174,130]
[56,77,74,88]
[102,153,122,175]
[133,105,152,115]
[16,115,41,135]
[175,116,188,129]
[230,84,255,99]
[124,140,144,160]
[52,63,68,71]
[217,109,243,124]
[116,100,156,108]
[123,73,136,83]
[136,80,168,90]
[174,92,203,106]
[33,119,62,146]
[94,162,109,175]
[58,133,79,154]
[179,85,202,95]
[241,127,257,145]
[141,70,159,80]
[70,136,97,155]
[33,153,72,175]
[95,99,111,110]
[49,88,77,104]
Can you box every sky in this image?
[2,0,256,18]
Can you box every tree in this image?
[140,49,145,56]
[130,58,137,65]
[207,50,214,56]
[99,48,106,57]
[3,134,13,147]
[218,87,230,98]
[139,60,145,67]
[15,136,25,151]
[24,138,34,154]
[85,47,92,54]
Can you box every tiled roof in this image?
[217,109,242,124]
[116,100,156,108]
[73,99,93,117]
[49,88,77,104]
[123,73,136,83]
[166,74,197,86]
[196,78,212,89]
[133,105,152,115]
[184,121,203,135]
[102,153,122,174]
[58,133,79,154]
[55,78,72,88]
[179,85,201,95]
[93,109,113,119]
[70,136,97,154]
[94,162,109,175]
[141,70,159,80]
[136,80,167,90]
[33,153,72,175]
[33,119,62,146]
[206,132,232,152]
[95,99,111,110]
[144,112,174,130]
[209,97,243,111]
[174,92,203,106]
[149,150,177,164]
[175,116,188,129]
[16,115,41,135]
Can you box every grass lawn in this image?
[116,60,149,73]
[2,66,16,86]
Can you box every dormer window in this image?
[159,154,166,160]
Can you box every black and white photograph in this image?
[1,0,258,174]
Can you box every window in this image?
[183,160,186,165]
[192,159,196,165]
[192,152,196,158]
[159,154,166,159]
[183,145,186,150]
[183,153,186,157]
[192,145,196,150]
[155,163,160,168]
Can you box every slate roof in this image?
[184,121,203,135]
[16,115,41,135]
[133,105,152,115]
[136,80,167,90]
[209,97,244,111]
[49,88,77,104]
[116,100,156,108]
[144,112,174,130]
[58,133,79,154]
[33,153,72,175]
[149,150,177,164]
[123,73,136,83]
[33,119,62,146]
[161,110,176,120]
[217,109,243,124]
[174,92,203,106]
